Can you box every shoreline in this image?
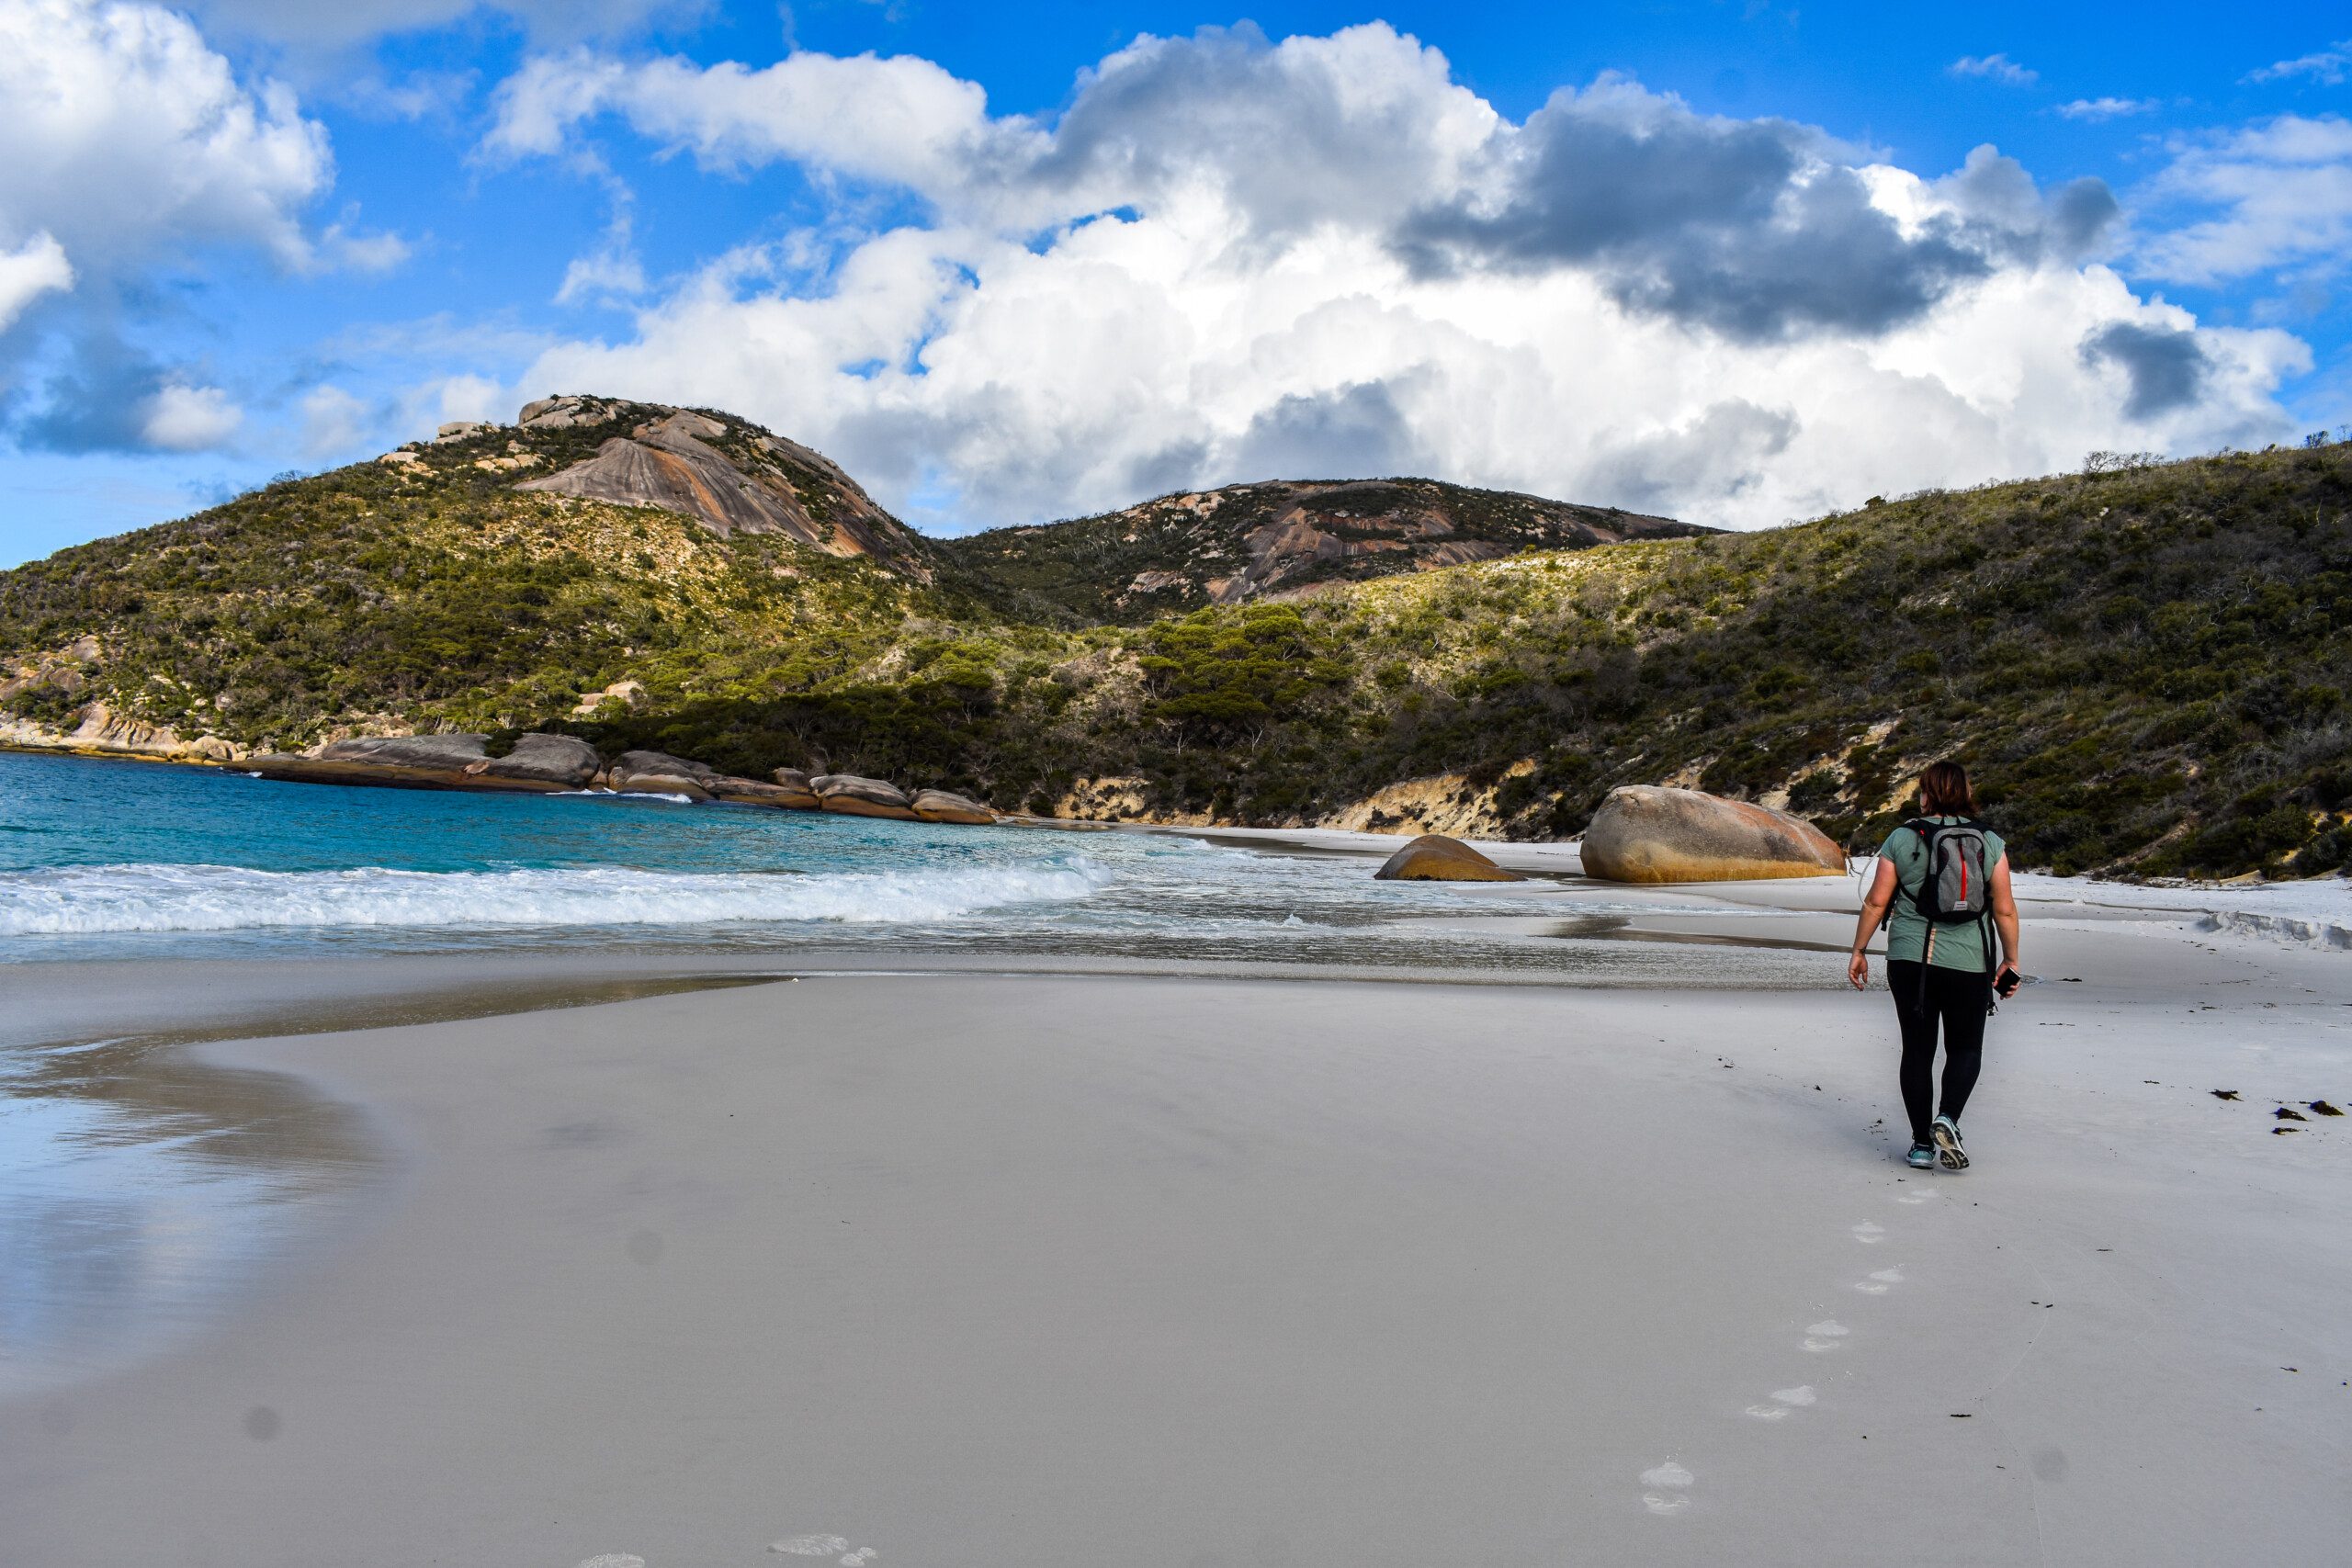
[9,742,2348,907]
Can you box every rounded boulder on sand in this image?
[1580,784,1844,883]
[1373,833,1527,882]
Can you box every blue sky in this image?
[0,0,2346,566]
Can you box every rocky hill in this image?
[940,478,1706,622]
[0,398,978,761]
[4,399,2349,882]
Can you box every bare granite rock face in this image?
[1580,785,1845,884]
[517,395,621,430]
[761,769,822,808]
[605,749,815,807]
[251,732,598,792]
[473,733,601,787]
[810,773,921,820]
[910,788,996,825]
[606,750,718,800]
[1372,833,1526,882]
[707,776,819,809]
[514,401,924,571]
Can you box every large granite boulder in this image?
[606,750,716,800]
[1374,833,1526,882]
[910,788,995,825]
[605,750,819,807]
[1580,785,1845,884]
[474,733,601,787]
[318,733,486,769]
[810,773,920,821]
[708,775,818,809]
[251,732,596,793]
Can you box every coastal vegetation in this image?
[4,405,2347,880]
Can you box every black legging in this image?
[1886,960,1988,1145]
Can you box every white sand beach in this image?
[3,840,2348,1567]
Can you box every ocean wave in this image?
[0,859,1114,936]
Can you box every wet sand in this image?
[3,857,2350,1565]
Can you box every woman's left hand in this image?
[1847,950,1869,990]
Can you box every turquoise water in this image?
[0,749,1636,968]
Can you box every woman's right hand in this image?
[1847,951,1869,990]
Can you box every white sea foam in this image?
[772,1537,851,1557]
[0,859,1114,936]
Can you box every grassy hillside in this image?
[5,423,2348,880]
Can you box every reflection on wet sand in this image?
[0,1033,372,1400]
[1544,914,1857,954]
[0,973,784,1398]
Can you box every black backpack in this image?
[1902,817,1998,1001]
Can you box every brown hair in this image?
[1918,760,1977,817]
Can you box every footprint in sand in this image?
[1640,1460,1695,1515]
[1852,1221,1886,1243]
[1804,1319,1851,1352]
[577,1557,646,1568]
[772,1538,851,1558]
[1893,1190,1931,1205]
[1746,1384,1818,1420]
[1853,1268,1905,1294]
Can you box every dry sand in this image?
[3,856,2349,1566]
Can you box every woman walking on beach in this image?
[1847,761,2022,1170]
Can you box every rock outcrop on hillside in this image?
[944,477,1709,621]
[0,704,241,765]
[1580,785,1845,884]
[508,399,926,574]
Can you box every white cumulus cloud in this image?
[0,0,414,454]
[2056,97,2157,120]
[140,383,243,450]
[2245,39,2352,86]
[1950,54,2038,86]
[0,231,73,329]
[298,384,373,457]
[2138,115,2352,284]
[0,0,332,269]
[189,0,691,49]
[487,26,2301,532]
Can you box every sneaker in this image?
[1906,1143,1936,1169]
[1931,1115,1969,1171]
